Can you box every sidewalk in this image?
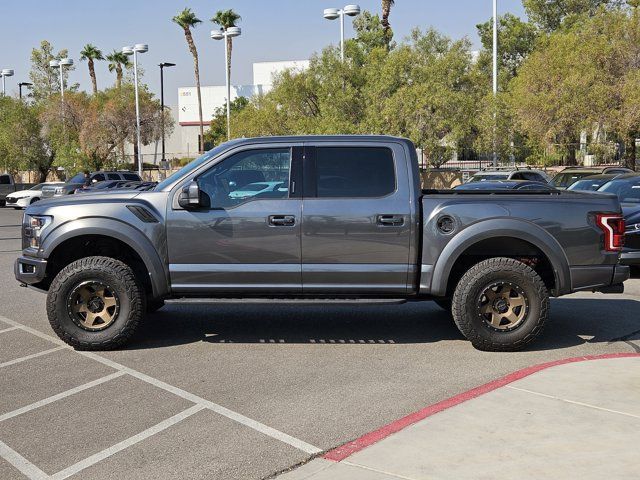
[279,354,640,480]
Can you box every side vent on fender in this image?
[126,205,159,223]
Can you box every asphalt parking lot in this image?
[1,207,639,480]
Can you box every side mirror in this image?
[178,180,201,209]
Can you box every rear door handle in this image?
[268,215,296,227]
[377,214,404,227]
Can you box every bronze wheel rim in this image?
[477,281,528,331]
[67,281,120,331]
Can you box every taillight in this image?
[596,214,625,252]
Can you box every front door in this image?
[301,143,413,294]
[166,146,303,294]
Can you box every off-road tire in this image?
[451,257,549,352]
[47,256,144,350]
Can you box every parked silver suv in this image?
[467,167,552,184]
[41,171,142,198]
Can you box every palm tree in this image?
[106,50,131,89]
[173,8,205,153]
[80,44,104,94]
[381,0,395,48]
[211,9,242,87]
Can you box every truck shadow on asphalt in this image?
[126,297,640,352]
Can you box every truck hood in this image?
[27,191,142,213]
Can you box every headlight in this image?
[23,215,52,249]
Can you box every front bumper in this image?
[14,256,47,286]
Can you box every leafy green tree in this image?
[523,0,625,32]
[211,9,242,86]
[29,40,78,102]
[173,8,205,153]
[351,10,390,54]
[476,14,538,81]
[204,96,249,147]
[80,44,104,94]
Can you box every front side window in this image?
[107,173,120,180]
[197,148,291,208]
[314,147,395,198]
[92,174,106,182]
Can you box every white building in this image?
[130,60,309,163]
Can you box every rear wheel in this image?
[46,256,144,350]
[451,257,549,352]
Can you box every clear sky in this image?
[0,1,527,106]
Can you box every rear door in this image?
[301,142,413,294]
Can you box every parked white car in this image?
[5,182,64,209]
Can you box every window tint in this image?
[123,173,140,181]
[510,173,525,180]
[92,174,105,182]
[314,147,395,198]
[0,175,10,185]
[107,173,120,180]
[197,148,291,208]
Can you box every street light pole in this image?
[1,69,14,96]
[123,44,148,178]
[492,0,498,167]
[323,5,361,62]
[18,82,32,100]
[159,62,176,165]
[211,27,241,141]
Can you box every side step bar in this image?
[166,298,409,306]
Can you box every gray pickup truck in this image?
[15,136,629,351]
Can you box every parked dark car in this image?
[41,171,142,198]
[596,174,640,265]
[454,180,556,191]
[74,180,131,194]
[552,166,633,189]
[566,174,622,192]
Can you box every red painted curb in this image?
[323,352,640,462]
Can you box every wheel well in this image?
[43,235,152,296]
[445,237,556,296]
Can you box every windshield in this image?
[67,173,85,184]
[468,174,508,182]
[155,144,232,191]
[567,178,607,191]
[599,179,640,203]
[552,172,595,188]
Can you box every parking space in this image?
[1,207,639,479]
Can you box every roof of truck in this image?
[225,135,413,144]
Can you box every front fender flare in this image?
[428,218,571,297]
[41,217,170,298]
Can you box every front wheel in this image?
[451,257,549,352]
[46,256,145,350]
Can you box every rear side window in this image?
[107,173,120,180]
[123,173,141,181]
[92,174,105,182]
[314,147,395,198]
[0,175,10,185]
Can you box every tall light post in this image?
[49,58,74,99]
[18,82,32,100]
[159,62,176,166]
[492,0,498,166]
[323,5,360,62]
[123,44,148,178]
[211,27,241,141]
[1,69,14,96]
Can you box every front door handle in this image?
[268,215,296,227]
[377,214,404,227]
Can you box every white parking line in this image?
[0,439,48,480]
[0,346,65,368]
[0,326,19,334]
[0,371,125,423]
[0,314,323,455]
[50,404,205,480]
